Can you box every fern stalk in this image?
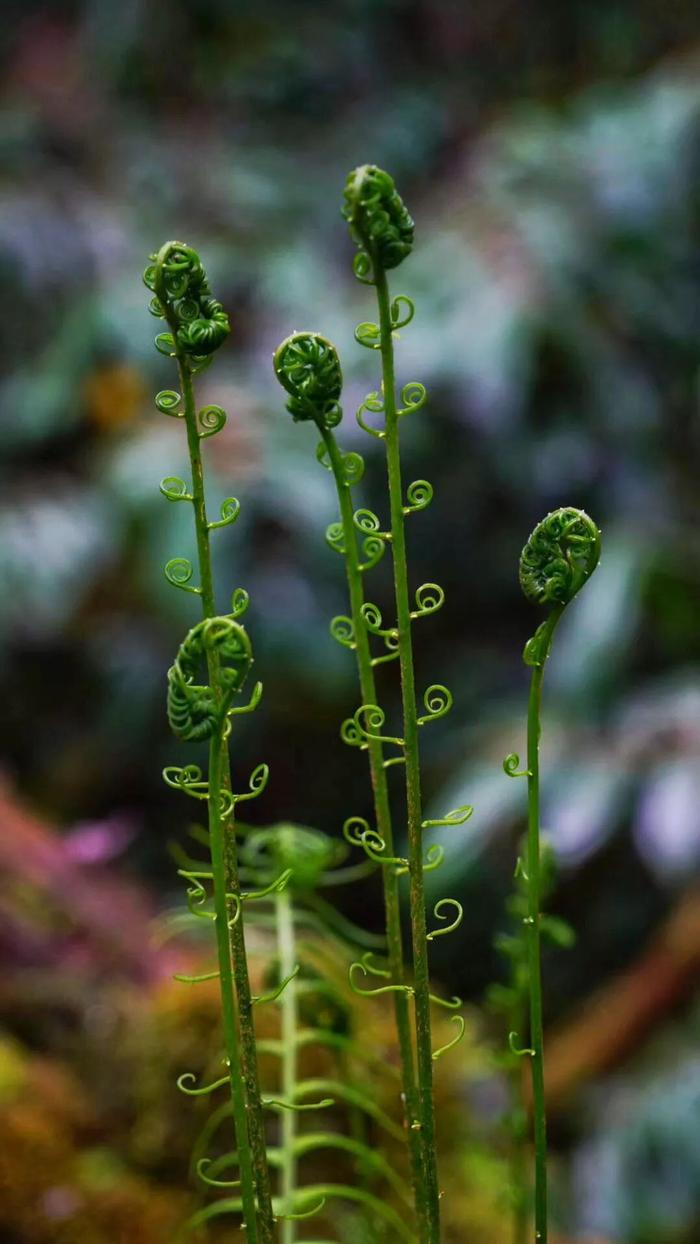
[513,507,602,1244]
[373,265,441,1241]
[318,423,424,1218]
[525,649,550,1244]
[273,168,472,1242]
[177,352,275,1243]
[146,242,275,1242]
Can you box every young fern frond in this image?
[144,242,275,1242]
[506,506,601,1244]
[273,166,472,1242]
[272,329,426,1224]
[342,163,469,1241]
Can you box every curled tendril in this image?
[395,842,444,879]
[508,1031,534,1058]
[353,507,391,542]
[160,476,193,503]
[353,703,404,748]
[404,479,433,515]
[325,521,345,555]
[520,507,601,610]
[180,872,216,921]
[340,717,366,750]
[360,535,386,573]
[411,582,445,620]
[177,1071,229,1097]
[432,1015,466,1062]
[316,440,365,488]
[196,1158,240,1189]
[167,616,253,742]
[430,991,462,1010]
[354,320,381,351]
[164,556,201,596]
[155,332,176,357]
[361,601,398,644]
[330,615,355,650]
[356,390,386,438]
[417,684,453,726]
[427,898,464,942]
[277,1197,326,1223]
[423,843,445,873]
[342,815,407,868]
[273,332,343,429]
[422,804,473,830]
[145,241,230,357]
[342,165,414,272]
[208,497,241,531]
[390,295,415,331]
[352,250,375,285]
[227,679,263,718]
[232,762,269,805]
[342,451,365,486]
[350,955,414,999]
[242,869,292,902]
[503,753,531,778]
[163,764,208,800]
[155,389,183,416]
[398,381,427,418]
[230,586,250,618]
[197,404,227,439]
[253,964,301,1006]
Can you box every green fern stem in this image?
[174,347,276,1243]
[524,609,561,1244]
[513,505,601,1244]
[319,424,425,1227]
[207,721,260,1237]
[277,885,298,1244]
[374,267,441,1242]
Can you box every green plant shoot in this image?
[505,506,601,1244]
[143,242,276,1242]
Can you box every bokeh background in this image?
[2,2,700,1241]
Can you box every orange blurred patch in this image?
[84,364,147,432]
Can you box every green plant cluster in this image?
[144,168,601,1242]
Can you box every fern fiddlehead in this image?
[144,242,275,1242]
[273,330,426,1230]
[507,507,601,1244]
[341,164,467,1242]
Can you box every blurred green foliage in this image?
[2,2,700,1239]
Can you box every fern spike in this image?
[517,507,601,1243]
[343,164,444,1243]
[145,242,275,1242]
[273,330,425,1231]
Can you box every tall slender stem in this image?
[175,348,276,1243]
[320,425,426,1238]
[374,267,441,1242]
[207,724,259,1237]
[524,610,560,1244]
[277,887,297,1244]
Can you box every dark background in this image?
[2,3,700,1241]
